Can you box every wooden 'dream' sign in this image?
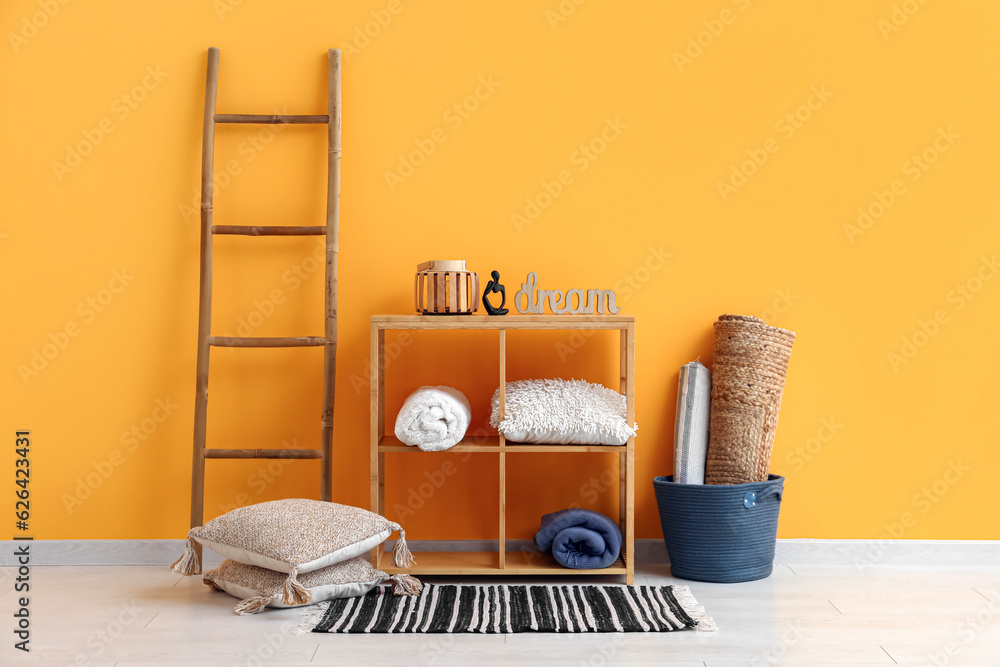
[513,272,621,314]
[416,269,480,314]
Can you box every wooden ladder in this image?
[188,47,341,545]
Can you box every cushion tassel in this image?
[282,567,312,606]
[202,576,223,592]
[234,596,272,616]
[170,538,201,576]
[390,573,422,596]
[391,526,416,568]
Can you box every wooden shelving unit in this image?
[370,314,635,584]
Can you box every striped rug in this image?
[298,584,715,634]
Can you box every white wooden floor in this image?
[2,561,998,666]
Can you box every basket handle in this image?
[743,486,782,509]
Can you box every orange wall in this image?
[2,1,998,541]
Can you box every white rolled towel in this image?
[394,386,471,452]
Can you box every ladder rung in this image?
[211,225,326,236]
[205,448,323,460]
[208,336,326,348]
[214,114,329,124]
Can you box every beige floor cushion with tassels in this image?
[203,557,421,615]
[171,499,416,606]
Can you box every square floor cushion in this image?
[171,499,415,605]
[203,557,421,615]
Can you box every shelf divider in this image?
[499,329,506,570]
[370,323,385,568]
[624,322,635,583]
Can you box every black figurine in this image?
[482,270,509,316]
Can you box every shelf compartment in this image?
[502,550,627,575]
[378,435,626,454]
[378,550,499,575]
[377,550,626,576]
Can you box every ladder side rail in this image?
[320,49,342,502]
[190,47,220,541]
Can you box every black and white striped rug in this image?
[299,584,715,634]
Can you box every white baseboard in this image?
[3,538,998,568]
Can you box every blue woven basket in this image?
[653,475,784,583]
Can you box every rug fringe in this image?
[671,585,717,632]
[292,601,330,635]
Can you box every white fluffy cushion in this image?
[490,378,637,445]
[203,557,420,615]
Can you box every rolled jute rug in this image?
[705,315,795,485]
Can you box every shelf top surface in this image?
[371,314,634,330]
[377,550,627,575]
[378,435,629,453]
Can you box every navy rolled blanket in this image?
[534,508,622,569]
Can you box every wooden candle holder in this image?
[415,261,479,314]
